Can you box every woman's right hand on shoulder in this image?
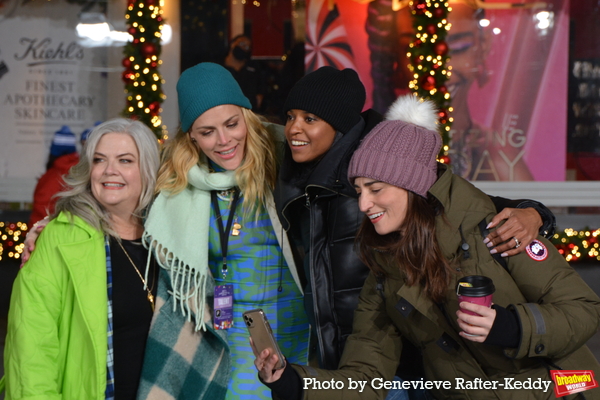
[21,217,49,267]
[251,338,285,383]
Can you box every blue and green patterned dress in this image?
[208,192,310,400]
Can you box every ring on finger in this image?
[513,237,521,248]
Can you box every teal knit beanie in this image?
[177,62,251,132]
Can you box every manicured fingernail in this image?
[500,252,508,257]
[482,237,490,244]
[486,222,492,229]
[489,249,497,254]
[486,241,493,248]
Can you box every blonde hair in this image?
[156,107,278,216]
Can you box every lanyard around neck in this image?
[211,189,241,279]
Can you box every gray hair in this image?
[53,118,160,236]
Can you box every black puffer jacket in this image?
[274,110,557,371]
[275,109,384,369]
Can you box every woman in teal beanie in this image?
[138,62,309,400]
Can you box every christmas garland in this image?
[122,0,166,140]
[408,0,452,163]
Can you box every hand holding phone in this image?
[243,308,285,370]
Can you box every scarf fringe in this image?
[143,232,207,332]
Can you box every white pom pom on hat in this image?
[348,95,442,198]
[384,94,439,131]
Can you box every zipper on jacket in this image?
[307,199,327,363]
[376,273,385,299]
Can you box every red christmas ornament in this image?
[148,101,161,111]
[421,75,436,91]
[439,85,448,94]
[133,38,140,44]
[142,43,156,56]
[150,61,158,68]
[146,0,156,4]
[156,16,163,22]
[433,41,449,56]
[438,109,449,120]
[433,7,445,19]
[128,27,137,36]
[122,57,132,68]
[413,39,422,48]
[426,24,437,35]
[413,0,426,15]
[122,70,135,83]
[432,63,440,70]
[439,155,451,164]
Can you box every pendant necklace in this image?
[117,240,156,311]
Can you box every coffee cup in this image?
[456,275,495,316]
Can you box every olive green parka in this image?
[290,165,600,400]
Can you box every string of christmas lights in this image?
[551,228,600,263]
[0,222,26,261]
[408,0,452,163]
[1,222,598,263]
[123,0,167,141]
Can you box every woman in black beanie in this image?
[274,66,556,383]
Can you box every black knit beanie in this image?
[284,66,366,134]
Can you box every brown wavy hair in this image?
[155,107,278,217]
[356,190,454,303]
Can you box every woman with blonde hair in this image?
[137,62,308,400]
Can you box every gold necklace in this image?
[117,240,155,312]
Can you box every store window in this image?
[0,0,121,201]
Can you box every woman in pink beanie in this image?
[253,95,600,400]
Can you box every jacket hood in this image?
[427,163,497,260]
[51,211,104,241]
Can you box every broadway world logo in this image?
[551,370,598,397]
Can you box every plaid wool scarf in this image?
[136,269,230,400]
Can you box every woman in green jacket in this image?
[14,63,309,400]
[254,96,600,400]
[4,119,160,399]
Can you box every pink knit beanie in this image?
[348,95,442,198]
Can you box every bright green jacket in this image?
[4,212,108,400]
